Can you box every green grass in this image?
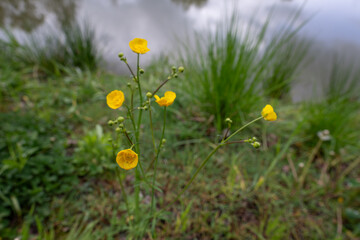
[0,22,100,77]
[177,9,310,131]
[1,12,360,240]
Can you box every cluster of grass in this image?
[1,12,360,240]
[177,10,309,131]
[0,22,99,77]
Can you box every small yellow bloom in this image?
[261,104,277,121]
[116,149,138,170]
[107,90,125,109]
[154,91,176,107]
[129,38,150,54]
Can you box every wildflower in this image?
[107,90,125,109]
[116,149,138,170]
[317,129,331,141]
[129,38,150,54]
[154,91,176,107]
[261,104,277,121]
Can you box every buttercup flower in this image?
[129,38,150,54]
[116,149,138,170]
[261,104,277,121]
[154,91,176,107]
[107,90,125,109]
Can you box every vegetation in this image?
[0,12,359,240]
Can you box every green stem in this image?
[115,168,130,213]
[136,53,143,140]
[223,116,263,143]
[134,53,142,221]
[151,107,167,232]
[169,116,263,206]
[148,100,157,154]
[169,144,223,206]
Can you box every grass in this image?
[0,22,100,77]
[1,14,360,240]
[177,9,310,131]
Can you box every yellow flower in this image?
[261,104,277,121]
[107,90,125,109]
[116,149,138,170]
[154,91,176,107]
[129,38,150,54]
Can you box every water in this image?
[1,0,359,100]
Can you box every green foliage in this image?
[302,99,360,152]
[0,112,78,235]
[324,55,360,103]
[178,10,308,131]
[73,125,115,176]
[0,22,100,76]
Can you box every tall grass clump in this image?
[324,55,360,103]
[0,22,100,76]
[302,55,360,152]
[178,9,309,131]
[62,22,100,71]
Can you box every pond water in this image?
[1,0,359,100]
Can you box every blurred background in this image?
[1,0,359,239]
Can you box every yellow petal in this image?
[164,91,176,101]
[129,38,150,54]
[106,90,125,109]
[261,104,277,121]
[116,149,138,170]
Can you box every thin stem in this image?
[148,100,157,154]
[152,78,170,96]
[225,140,246,145]
[134,53,141,221]
[167,116,264,207]
[136,53,143,139]
[168,143,223,206]
[124,131,133,146]
[298,139,322,189]
[115,168,130,213]
[151,107,167,233]
[222,126,231,142]
[122,60,136,80]
[223,116,263,143]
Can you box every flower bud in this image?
[108,120,114,126]
[118,52,124,58]
[225,118,232,124]
[172,66,176,72]
[143,106,148,110]
[167,76,172,80]
[108,138,112,142]
[116,127,121,133]
[252,142,261,148]
[162,139,166,144]
[117,117,124,122]
[146,92,152,98]
[173,73,178,78]
[139,68,145,74]
[119,123,124,128]
[114,120,118,124]
[127,82,131,87]
[178,66,184,73]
